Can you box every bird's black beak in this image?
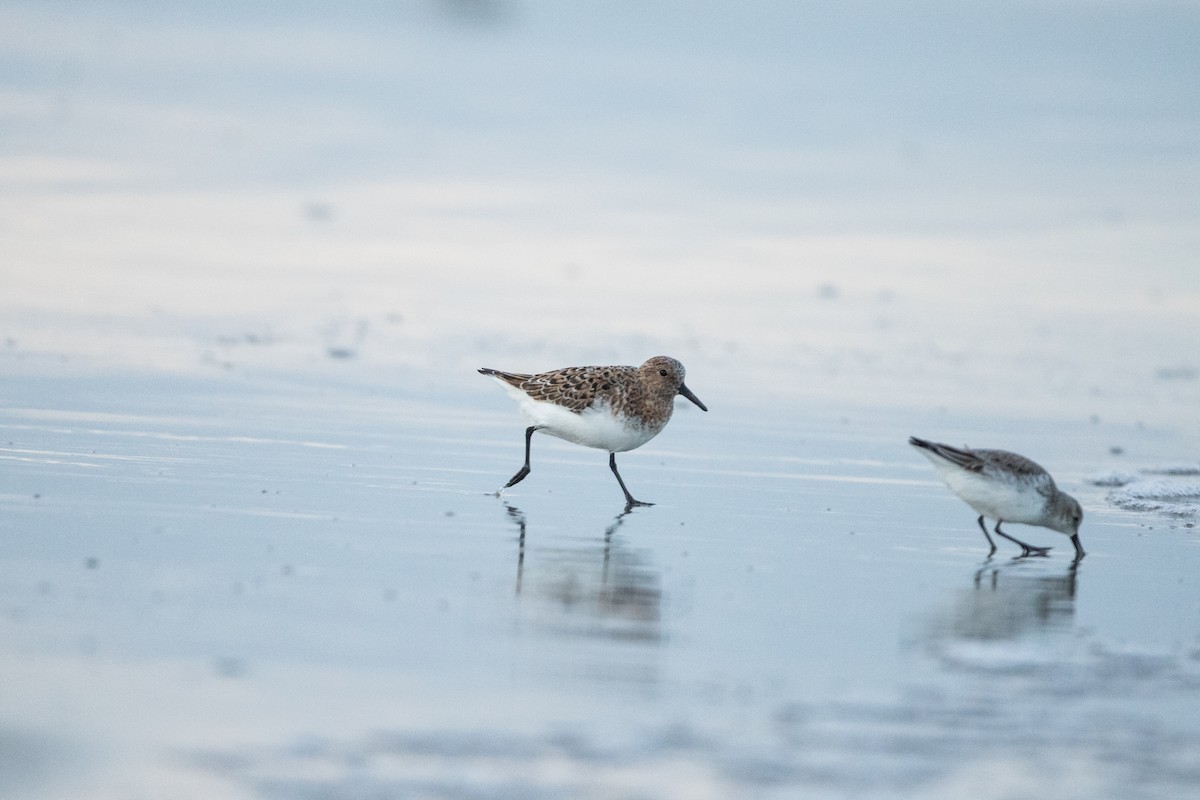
[678,383,707,412]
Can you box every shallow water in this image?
[3,3,1200,798]
[2,371,1199,799]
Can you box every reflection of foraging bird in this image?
[909,436,1085,559]
[480,356,707,508]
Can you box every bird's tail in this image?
[908,436,980,471]
[479,368,530,389]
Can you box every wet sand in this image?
[1,367,1198,798]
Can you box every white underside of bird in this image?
[487,376,660,453]
[928,459,1050,526]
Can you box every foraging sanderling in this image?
[909,436,1085,559]
[480,356,707,508]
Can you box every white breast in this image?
[939,467,1048,523]
[517,395,662,453]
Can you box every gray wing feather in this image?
[974,448,1057,496]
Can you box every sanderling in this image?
[480,356,707,508]
[909,436,1085,559]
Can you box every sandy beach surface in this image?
[3,4,1199,798]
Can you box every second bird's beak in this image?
[678,383,708,412]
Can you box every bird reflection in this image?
[501,503,664,644]
[505,502,528,596]
[929,560,1079,643]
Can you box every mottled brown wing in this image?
[518,365,632,412]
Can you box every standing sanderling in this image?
[909,436,1085,560]
[479,356,707,508]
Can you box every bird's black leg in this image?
[503,426,540,489]
[975,516,998,556]
[994,521,1051,557]
[1070,533,1086,561]
[610,452,653,510]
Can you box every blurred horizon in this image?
[2,1,1197,422]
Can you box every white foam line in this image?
[0,454,104,468]
[0,447,191,463]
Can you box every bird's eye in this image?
[659,369,668,377]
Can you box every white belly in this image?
[940,467,1047,523]
[518,396,662,453]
